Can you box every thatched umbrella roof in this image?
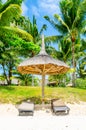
[18,36,69,75]
[18,35,69,101]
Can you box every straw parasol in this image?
[18,35,69,101]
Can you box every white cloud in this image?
[21,2,28,15]
[21,0,60,17]
[28,0,60,17]
[38,0,60,15]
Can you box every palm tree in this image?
[14,15,47,86]
[16,73,32,86]
[76,39,86,78]
[15,15,47,47]
[26,16,47,86]
[0,0,33,42]
[44,0,86,86]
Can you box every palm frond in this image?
[72,0,86,28]
[0,4,21,26]
[44,15,67,34]
[54,14,70,33]
[44,16,63,32]
[39,24,47,35]
[81,26,86,34]
[60,0,73,26]
[45,35,63,43]
[0,0,23,13]
[0,26,33,41]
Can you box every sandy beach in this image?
[0,102,86,130]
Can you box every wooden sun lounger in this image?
[51,99,70,115]
[18,102,34,116]
[53,106,70,115]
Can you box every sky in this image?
[21,0,61,37]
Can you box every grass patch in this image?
[0,86,86,104]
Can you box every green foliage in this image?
[0,31,39,85]
[9,0,23,5]
[0,0,23,13]
[16,74,39,86]
[0,1,41,86]
[14,15,47,45]
[0,27,33,42]
[44,0,86,87]
[19,74,32,86]
[44,35,62,45]
[0,30,38,55]
[77,56,86,78]
[0,0,33,42]
[0,4,21,26]
[0,75,5,81]
[48,74,68,87]
[76,78,86,89]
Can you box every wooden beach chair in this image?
[18,101,34,116]
[51,99,70,115]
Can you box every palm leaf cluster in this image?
[14,15,47,45]
[44,0,86,86]
[45,0,86,39]
[0,0,33,42]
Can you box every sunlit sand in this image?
[0,102,86,130]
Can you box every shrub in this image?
[76,78,86,89]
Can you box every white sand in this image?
[0,102,86,130]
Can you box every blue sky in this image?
[21,0,61,37]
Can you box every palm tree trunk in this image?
[31,52,35,86]
[2,64,9,85]
[8,61,13,85]
[72,41,76,87]
[25,80,28,86]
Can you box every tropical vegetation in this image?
[44,0,86,86]
[0,0,86,90]
[0,0,40,85]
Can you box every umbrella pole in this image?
[42,74,45,107]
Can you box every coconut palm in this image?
[15,15,47,47]
[0,0,33,42]
[44,0,86,86]
[14,15,47,86]
[25,16,47,86]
